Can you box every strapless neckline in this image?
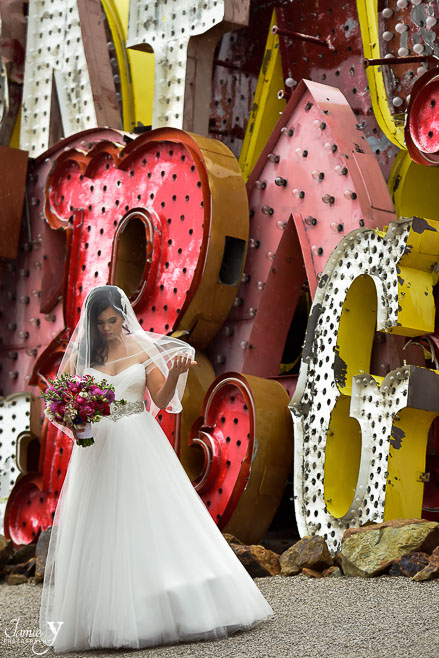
[87,363,144,378]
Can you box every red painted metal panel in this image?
[43,128,248,352]
[208,1,273,158]
[208,79,396,377]
[0,129,125,397]
[187,371,293,544]
[406,68,439,165]
[44,133,205,334]
[274,1,396,179]
[377,1,439,117]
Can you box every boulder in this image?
[413,546,439,582]
[322,566,343,578]
[229,544,280,577]
[302,567,323,578]
[4,573,28,585]
[35,527,52,582]
[24,557,36,578]
[279,559,300,577]
[389,552,429,578]
[334,552,344,571]
[222,533,245,546]
[280,535,333,577]
[4,557,36,578]
[8,543,36,564]
[0,535,14,571]
[341,519,439,578]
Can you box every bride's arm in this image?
[146,355,196,409]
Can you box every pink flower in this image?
[50,401,65,415]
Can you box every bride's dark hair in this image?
[86,286,128,366]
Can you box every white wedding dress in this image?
[39,363,274,653]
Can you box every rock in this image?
[8,542,36,564]
[413,546,439,582]
[0,535,14,571]
[24,557,36,578]
[322,566,343,578]
[4,557,36,578]
[222,533,245,546]
[35,527,52,581]
[388,560,401,577]
[280,535,333,576]
[302,568,323,578]
[389,552,430,578]
[2,564,16,574]
[3,562,26,575]
[341,519,439,578]
[4,573,28,585]
[334,551,344,572]
[280,562,301,577]
[229,544,280,577]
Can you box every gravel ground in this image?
[1,575,439,658]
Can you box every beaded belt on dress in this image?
[109,401,145,422]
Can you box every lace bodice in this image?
[85,363,147,403]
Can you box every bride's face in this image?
[96,306,123,341]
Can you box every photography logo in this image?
[2,617,64,655]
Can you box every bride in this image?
[39,285,274,653]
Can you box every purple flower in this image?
[105,390,115,403]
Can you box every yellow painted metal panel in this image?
[239,10,286,181]
[105,0,154,130]
[336,275,378,396]
[325,395,362,519]
[332,220,439,515]
[384,407,438,521]
[356,0,405,149]
[101,0,136,131]
[388,150,439,221]
[388,267,435,337]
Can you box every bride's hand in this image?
[72,421,86,431]
[72,421,91,438]
[169,355,197,375]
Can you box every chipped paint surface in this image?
[0,393,38,532]
[207,79,396,377]
[127,0,249,133]
[20,0,98,155]
[290,216,439,553]
[390,425,405,450]
[275,1,395,176]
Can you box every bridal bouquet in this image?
[42,373,126,447]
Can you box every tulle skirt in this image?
[39,409,274,653]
